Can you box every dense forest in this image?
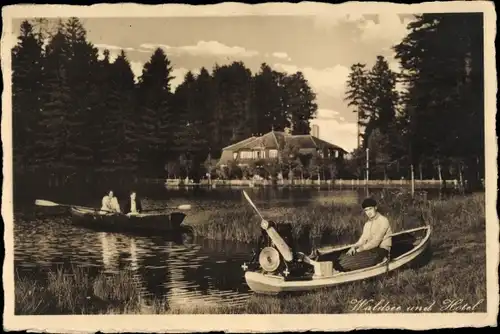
[11,18,318,182]
[344,13,484,191]
[11,14,485,191]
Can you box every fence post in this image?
[411,164,415,198]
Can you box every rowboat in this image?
[69,206,189,235]
[242,224,432,295]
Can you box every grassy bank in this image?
[16,193,486,314]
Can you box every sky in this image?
[12,11,417,153]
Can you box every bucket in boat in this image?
[314,261,333,277]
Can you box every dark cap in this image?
[362,198,377,209]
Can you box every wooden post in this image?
[437,158,443,184]
[411,164,415,198]
[365,148,369,186]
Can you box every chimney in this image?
[311,124,319,138]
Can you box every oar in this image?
[35,199,115,214]
[242,190,293,262]
[36,199,92,210]
[171,204,191,210]
[142,204,192,213]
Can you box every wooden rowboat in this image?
[243,225,431,295]
[70,206,189,235]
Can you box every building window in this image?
[269,149,278,158]
[240,151,252,159]
[335,150,339,158]
[253,150,263,159]
[233,152,238,160]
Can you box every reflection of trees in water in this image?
[183,238,252,294]
[99,232,173,301]
[98,231,251,310]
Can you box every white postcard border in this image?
[2,2,498,332]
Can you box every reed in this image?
[190,190,484,245]
[15,265,169,315]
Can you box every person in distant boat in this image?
[337,198,392,271]
[125,190,142,216]
[100,190,121,214]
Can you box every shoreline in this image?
[165,178,468,189]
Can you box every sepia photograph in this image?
[2,1,498,332]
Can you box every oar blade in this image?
[177,204,192,210]
[35,199,59,207]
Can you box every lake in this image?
[13,185,444,311]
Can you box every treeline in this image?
[12,18,318,181]
[344,13,484,191]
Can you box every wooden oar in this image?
[36,199,92,210]
[242,190,294,262]
[35,199,116,214]
[169,204,192,210]
[141,204,192,213]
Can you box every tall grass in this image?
[190,190,485,245]
[15,265,169,315]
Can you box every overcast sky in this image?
[12,11,417,152]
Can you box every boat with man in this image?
[239,190,432,295]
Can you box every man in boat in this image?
[100,190,121,214]
[337,197,393,271]
[124,190,142,216]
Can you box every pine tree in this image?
[393,13,484,189]
[11,20,45,170]
[251,63,284,135]
[63,17,100,169]
[193,67,216,156]
[111,50,139,173]
[286,71,318,135]
[344,63,369,148]
[135,47,175,176]
[36,26,72,170]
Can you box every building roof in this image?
[221,130,347,153]
[221,136,258,151]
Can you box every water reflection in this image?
[96,230,251,308]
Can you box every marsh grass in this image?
[190,190,485,246]
[16,192,486,314]
[15,265,170,315]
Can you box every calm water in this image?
[13,185,443,309]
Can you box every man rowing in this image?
[337,197,392,271]
[100,190,121,214]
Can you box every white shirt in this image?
[130,199,137,213]
[101,196,120,213]
[355,213,392,251]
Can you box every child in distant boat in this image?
[100,190,121,214]
[125,190,143,216]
